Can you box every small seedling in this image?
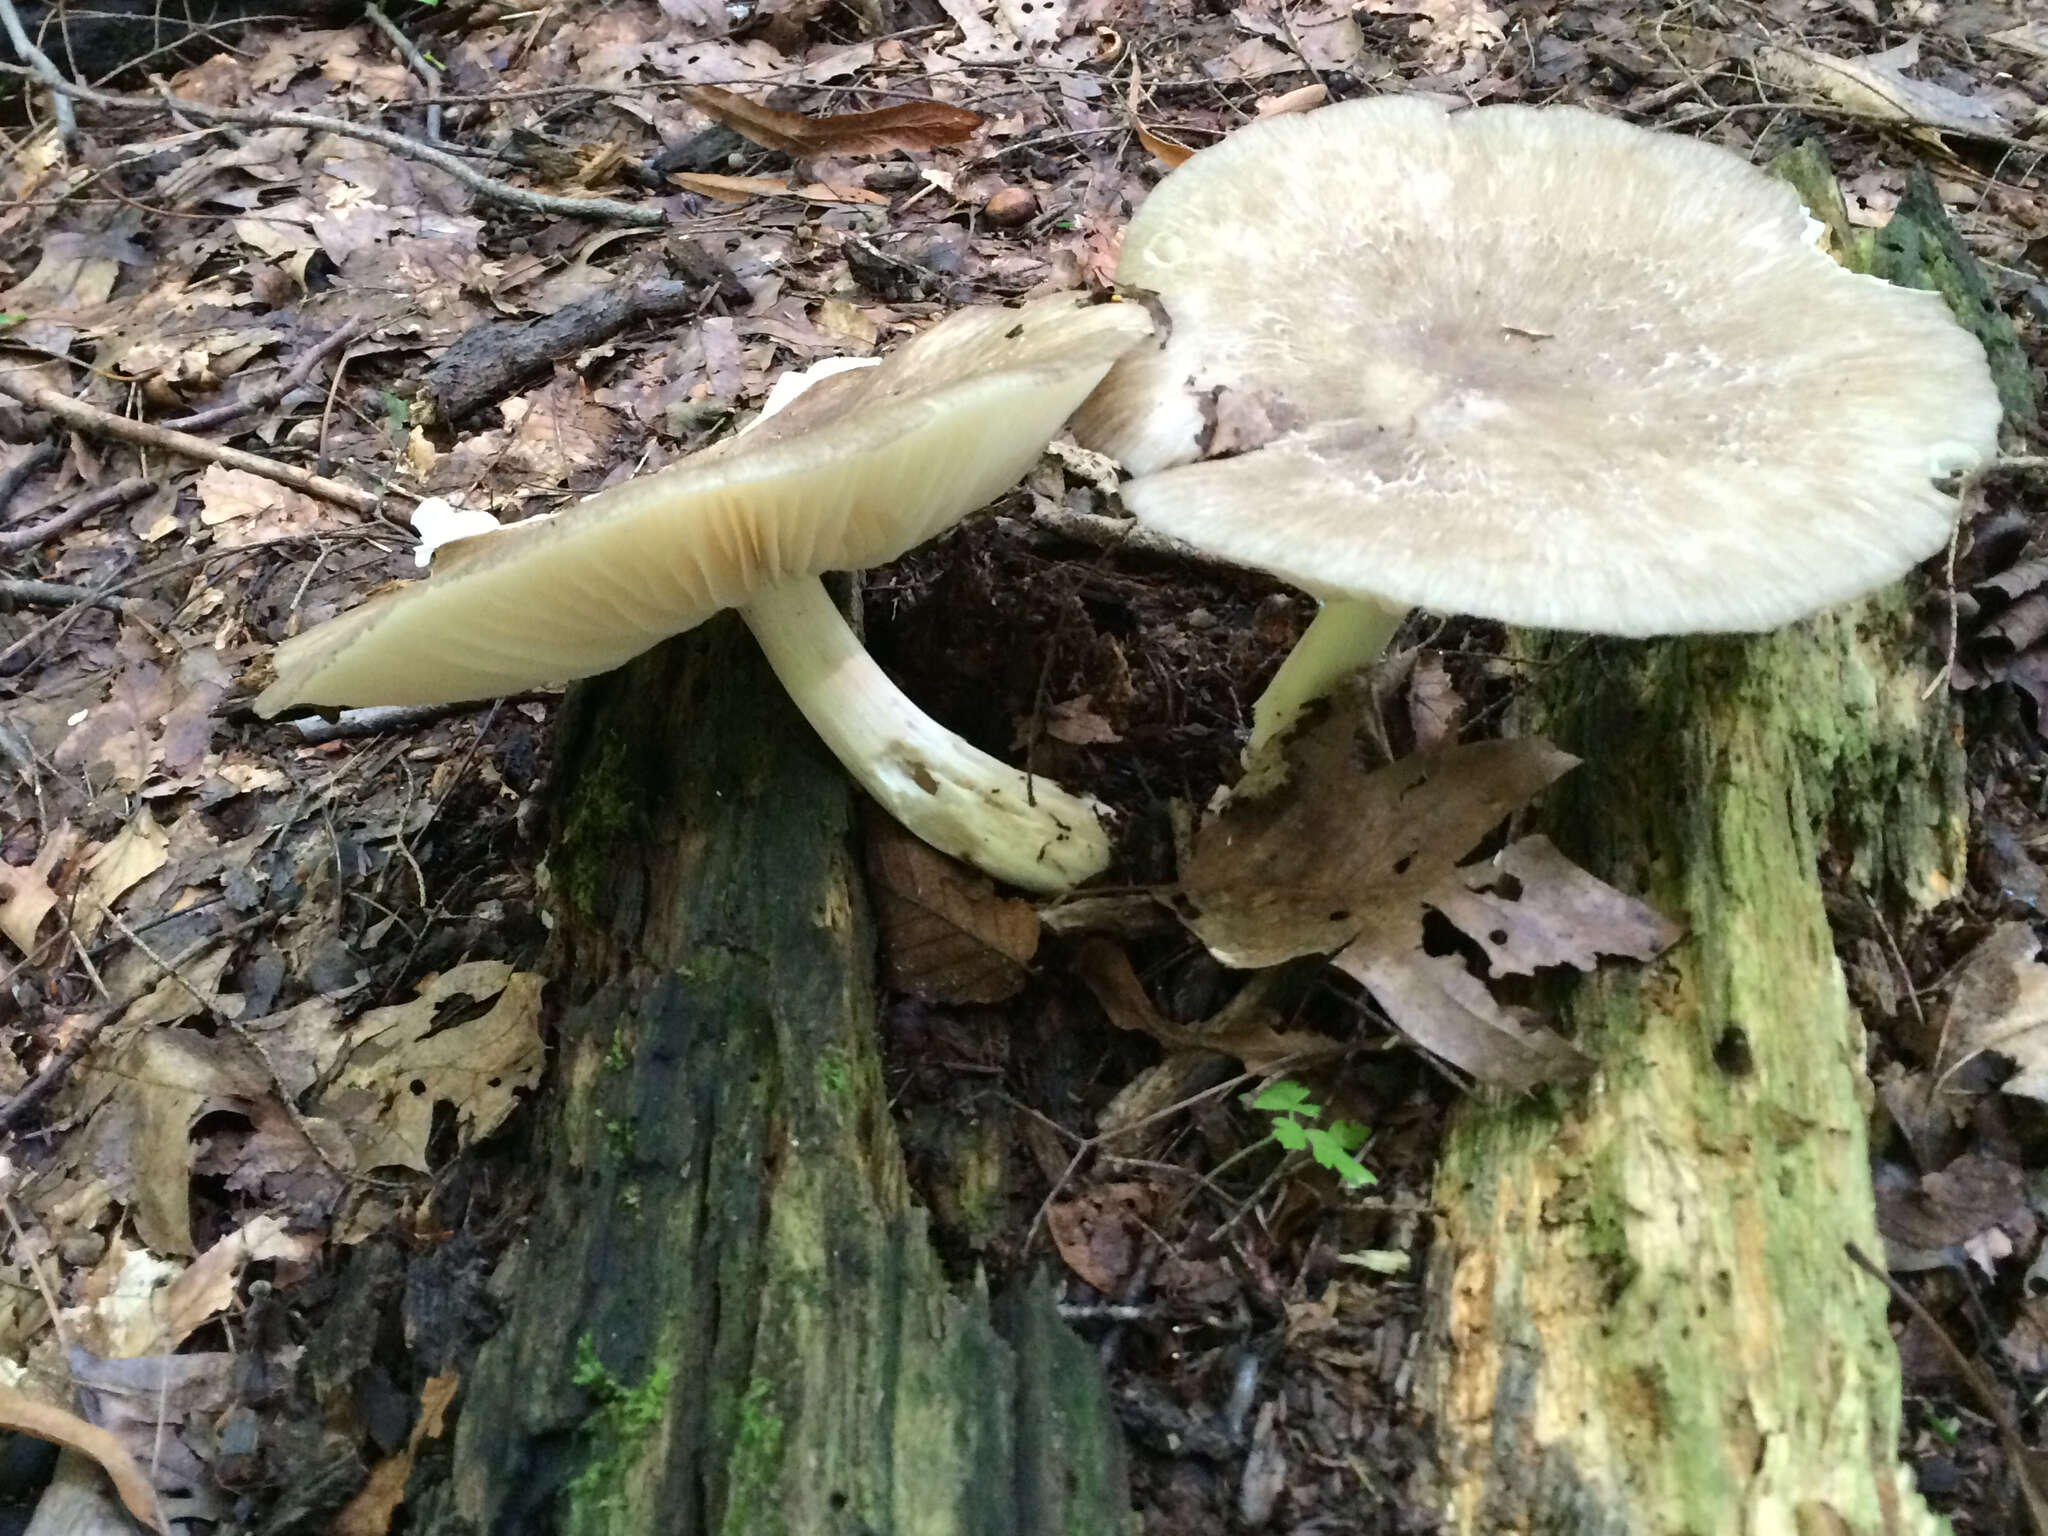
[1246,1078,1375,1189]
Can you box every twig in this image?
[364,2,443,142]
[1024,505,1214,564]
[0,476,153,554]
[0,0,76,144]
[0,63,663,227]
[1844,1243,2048,1536]
[161,320,369,433]
[0,370,392,517]
[0,578,133,612]
[0,440,60,516]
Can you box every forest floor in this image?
[0,0,2045,1530]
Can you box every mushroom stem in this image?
[740,576,1113,893]
[1237,595,1407,796]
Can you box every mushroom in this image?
[257,293,1154,892]
[1074,98,2004,789]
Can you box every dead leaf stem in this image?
[0,477,155,555]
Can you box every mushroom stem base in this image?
[740,576,1112,892]
[1238,595,1406,797]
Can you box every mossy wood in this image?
[1417,151,2010,1532]
[421,616,1127,1536]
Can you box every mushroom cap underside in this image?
[257,295,1153,714]
[1075,96,2004,635]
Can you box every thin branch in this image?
[161,319,369,433]
[0,62,664,227]
[1844,1243,2048,1536]
[0,476,153,554]
[0,578,134,612]
[364,2,443,143]
[0,440,60,516]
[0,369,394,517]
[0,0,76,143]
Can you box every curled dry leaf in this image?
[682,85,983,157]
[865,817,1039,1004]
[1074,937,1340,1073]
[0,1386,167,1534]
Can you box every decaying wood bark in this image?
[1414,150,2024,1536]
[1417,603,1965,1534]
[416,616,1127,1536]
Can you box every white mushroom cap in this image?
[257,294,1153,714]
[1075,97,2004,635]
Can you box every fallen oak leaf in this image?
[1936,922,2048,1100]
[0,1386,168,1533]
[683,86,982,157]
[866,817,1039,1004]
[1178,697,1577,968]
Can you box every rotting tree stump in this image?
[1412,149,2026,1536]
[1416,603,1964,1534]
[414,615,1127,1536]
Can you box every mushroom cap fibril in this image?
[1074,97,2005,636]
[256,294,1153,715]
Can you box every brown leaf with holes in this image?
[1427,836,1681,978]
[1177,687,1676,1088]
[683,86,982,156]
[1179,694,1578,968]
[865,818,1039,1003]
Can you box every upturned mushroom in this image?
[257,293,1154,891]
[1074,98,2004,788]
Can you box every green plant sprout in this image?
[1247,1079,1376,1189]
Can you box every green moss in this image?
[562,1336,675,1534]
[720,1377,787,1536]
[555,721,642,921]
[815,1047,852,1102]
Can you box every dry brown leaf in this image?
[1134,120,1196,167]
[866,819,1039,1004]
[1073,938,1340,1072]
[1046,1182,1156,1294]
[156,1215,320,1351]
[331,1370,460,1536]
[0,827,74,957]
[311,961,545,1173]
[1755,40,2015,140]
[1406,650,1462,751]
[74,810,169,942]
[668,171,790,202]
[1937,922,2048,1100]
[0,1386,167,1533]
[1179,701,1577,968]
[683,85,982,156]
[1045,695,1122,746]
[1331,936,1592,1090]
[1427,836,1682,977]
